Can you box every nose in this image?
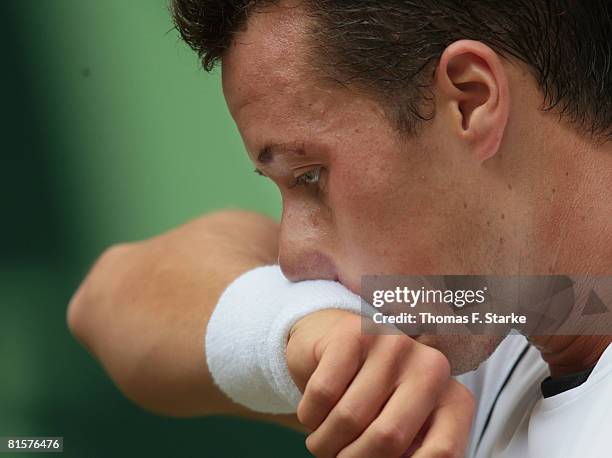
[279,245,338,282]
[278,204,337,282]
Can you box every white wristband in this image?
[205,265,367,414]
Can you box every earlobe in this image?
[436,40,510,162]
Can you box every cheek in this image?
[328,151,442,276]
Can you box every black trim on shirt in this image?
[540,366,595,398]
[475,343,531,456]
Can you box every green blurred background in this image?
[1,0,310,456]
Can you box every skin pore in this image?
[222,1,612,376]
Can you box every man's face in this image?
[222,4,505,371]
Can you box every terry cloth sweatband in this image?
[205,264,369,414]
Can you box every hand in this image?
[287,309,474,458]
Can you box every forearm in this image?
[67,210,302,430]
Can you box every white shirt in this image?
[458,335,612,458]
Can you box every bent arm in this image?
[67,210,303,431]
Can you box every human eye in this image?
[290,167,322,188]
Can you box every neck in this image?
[529,335,612,377]
[515,127,612,377]
[543,137,612,274]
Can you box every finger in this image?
[338,349,450,458]
[297,334,364,430]
[337,380,438,458]
[306,336,411,458]
[409,380,475,458]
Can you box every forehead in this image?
[220,2,394,161]
[221,2,312,117]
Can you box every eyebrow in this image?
[257,142,306,165]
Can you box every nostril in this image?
[279,250,337,282]
[279,260,300,282]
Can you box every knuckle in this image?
[454,380,475,403]
[305,435,331,458]
[383,334,415,355]
[336,315,365,341]
[308,378,339,407]
[334,403,364,431]
[421,346,451,382]
[371,422,406,454]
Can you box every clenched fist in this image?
[287,309,474,458]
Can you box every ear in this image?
[435,40,510,162]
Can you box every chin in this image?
[416,335,504,375]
